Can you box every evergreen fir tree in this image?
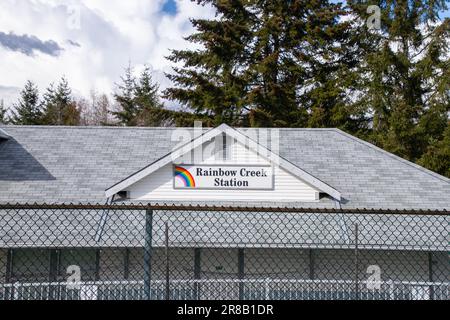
[165,0,255,126]
[113,65,170,126]
[41,83,56,124]
[347,0,450,161]
[247,0,356,128]
[165,0,356,127]
[112,64,139,126]
[42,77,80,125]
[134,66,166,126]
[10,80,42,125]
[418,122,450,178]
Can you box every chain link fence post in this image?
[354,223,359,300]
[165,221,170,301]
[194,248,201,300]
[428,252,434,301]
[238,249,245,300]
[143,209,153,300]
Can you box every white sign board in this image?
[174,165,274,190]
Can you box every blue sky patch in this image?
[162,0,177,15]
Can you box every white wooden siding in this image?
[127,139,319,202]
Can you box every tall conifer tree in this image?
[10,80,42,125]
[347,0,449,161]
[113,65,168,126]
[166,0,251,126]
[134,66,167,126]
[418,123,450,178]
[42,77,80,125]
[165,0,356,127]
[112,64,138,126]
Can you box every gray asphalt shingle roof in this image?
[1,125,449,210]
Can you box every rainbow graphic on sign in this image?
[174,166,196,188]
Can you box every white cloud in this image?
[0,0,215,108]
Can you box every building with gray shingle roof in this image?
[0,125,448,300]
[1,125,449,209]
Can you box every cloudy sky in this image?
[0,0,448,109]
[0,0,215,108]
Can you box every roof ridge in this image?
[333,128,450,184]
[0,125,338,131]
[0,125,199,130]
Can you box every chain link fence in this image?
[0,204,448,300]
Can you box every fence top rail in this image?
[0,203,448,216]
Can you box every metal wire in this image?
[0,203,448,300]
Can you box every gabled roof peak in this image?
[105,123,342,201]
